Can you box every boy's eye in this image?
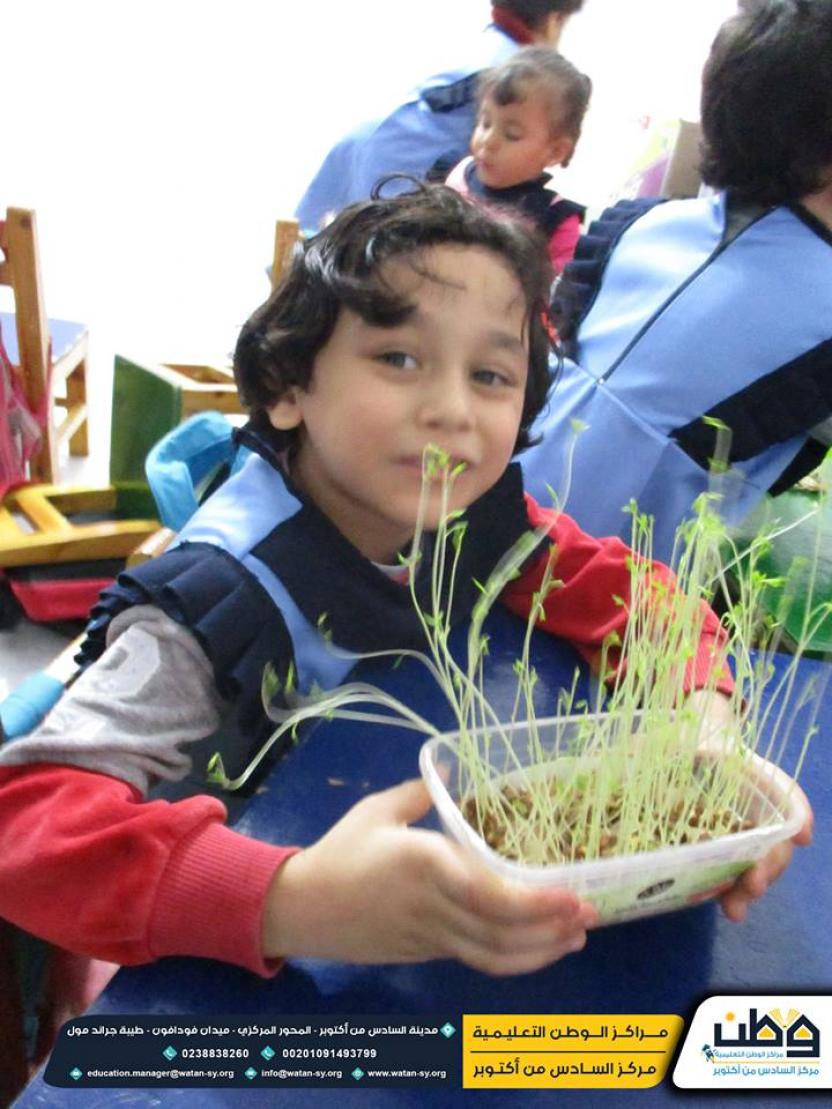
[505,129,524,142]
[472,368,511,388]
[378,351,417,370]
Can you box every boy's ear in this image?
[548,135,576,168]
[266,388,304,431]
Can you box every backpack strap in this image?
[422,73,479,113]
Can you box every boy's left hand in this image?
[720,783,813,923]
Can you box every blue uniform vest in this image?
[80,428,531,775]
[520,193,832,562]
[294,24,518,230]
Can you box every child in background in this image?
[521,0,832,561]
[0,186,808,983]
[294,1,588,230]
[447,46,591,271]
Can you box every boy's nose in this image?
[418,374,475,430]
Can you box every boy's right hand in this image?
[262,778,597,975]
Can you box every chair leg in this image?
[28,426,58,485]
[66,356,89,457]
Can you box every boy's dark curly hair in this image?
[700,0,832,205]
[234,181,557,454]
[477,46,592,168]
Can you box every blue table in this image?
[16,609,832,1108]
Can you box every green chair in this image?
[110,354,244,491]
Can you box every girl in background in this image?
[447,46,591,271]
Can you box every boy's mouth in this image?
[397,454,473,474]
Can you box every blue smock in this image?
[295,23,517,230]
[519,193,832,562]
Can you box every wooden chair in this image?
[109,219,301,492]
[0,483,159,568]
[0,207,89,483]
[271,217,301,290]
[109,354,245,501]
[1,416,237,740]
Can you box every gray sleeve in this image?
[0,606,227,795]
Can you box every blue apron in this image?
[520,193,832,561]
[80,427,531,772]
[295,23,517,230]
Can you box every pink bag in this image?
[0,319,42,499]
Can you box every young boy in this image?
[447,46,591,271]
[0,186,808,983]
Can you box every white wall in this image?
[560,0,738,206]
[2,0,736,474]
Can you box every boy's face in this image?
[471,88,571,190]
[267,245,529,563]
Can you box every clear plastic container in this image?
[419,714,804,924]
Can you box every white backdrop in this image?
[2,0,736,473]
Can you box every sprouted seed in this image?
[208,445,826,871]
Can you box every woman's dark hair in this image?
[500,0,585,29]
[700,0,832,205]
[235,181,557,454]
[477,46,592,167]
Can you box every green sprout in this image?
[208,444,826,871]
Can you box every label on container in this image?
[588,859,749,922]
